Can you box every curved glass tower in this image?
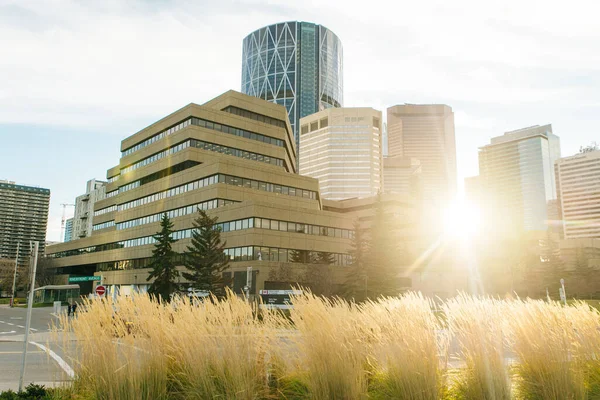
[241,21,343,161]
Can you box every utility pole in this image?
[19,241,39,392]
[10,242,20,307]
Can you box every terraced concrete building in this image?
[47,91,420,295]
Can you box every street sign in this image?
[69,276,101,283]
[95,285,106,297]
[259,290,302,309]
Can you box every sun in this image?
[443,199,481,239]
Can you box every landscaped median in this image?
[40,292,600,399]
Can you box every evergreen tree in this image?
[540,229,567,298]
[366,194,404,298]
[289,250,310,263]
[313,251,335,265]
[146,214,180,302]
[572,247,595,298]
[182,209,229,298]
[344,220,369,301]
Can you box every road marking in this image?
[10,317,23,320]
[30,328,38,331]
[29,342,75,378]
[0,331,16,335]
[6,323,14,326]
[16,325,24,328]
[0,351,44,354]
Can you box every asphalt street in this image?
[0,305,76,392]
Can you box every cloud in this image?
[1,0,599,241]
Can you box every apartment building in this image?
[0,180,50,265]
[73,179,107,239]
[46,91,418,295]
[555,150,600,239]
[299,108,382,200]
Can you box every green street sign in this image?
[68,276,101,283]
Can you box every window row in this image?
[217,217,354,239]
[122,115,286,158]
[116,199,237,230]
[191,139,284,167]
[122,119,192,157]
[118,181,141,194]
[107,175,119,183]
[222,106,287,129]
[92,220,116,231]
[94,205,117,217]
[118,174,220,211]
[219,174,317,199]
[117,173,318,212]
[189,117,284,148]
[223,246,352,266]
[121,141,191,174]
[105,190,118,199]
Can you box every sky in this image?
[1,0,599,242]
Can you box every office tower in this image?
[383,156,422,197]
[46,91,418,295]
[478,125,561,233]
[73,179,107,239]
[386,104,457,205]
[241,21,343,161]
[299,108,382,200]
[64,218,74,242]
[0,180,50,265]
[555,149,600,239]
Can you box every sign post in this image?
[10,242,19,308]
[19,241,39,392]
[560,278,567,306]
[95,285,106,297]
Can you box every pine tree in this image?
[146,214,180,302]
[182,209,229,298]
[540,229,567,298]
[344,219,369,301]
[367,194,403,298]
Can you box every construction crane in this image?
[60,203,75,242]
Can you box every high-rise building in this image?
[555,149,600,239]
[73,179,107,240]
[46,91,417,295]
[383,156,421,197]
[386,104,457,205]
[0,180,50,265]
[478,125,561,233]
[299,108,382,200]
[241,21,343,161]
[64,218,74,242]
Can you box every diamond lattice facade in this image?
[241,21,343,164]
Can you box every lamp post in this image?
[10,242,19,307]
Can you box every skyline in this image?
[1,0,599,242]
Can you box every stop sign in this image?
[95,285,106,297]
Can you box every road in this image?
[0,305,76,392]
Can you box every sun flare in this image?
[443,199,481,239]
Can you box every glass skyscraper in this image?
[478,125,561,233]
[241,21,343,162]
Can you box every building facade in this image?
[72,179,107,240]
[0,180,50,265]
[241,21,343,161]
[555,150,600,239]
[386,104,457,206]
[299,108,382,200]
[64,218,74,242]
[478,125,561,233]
[383,156,422,197]
[45,91,415,295]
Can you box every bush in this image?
[0,384,49,400]
[53,291,600,399]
